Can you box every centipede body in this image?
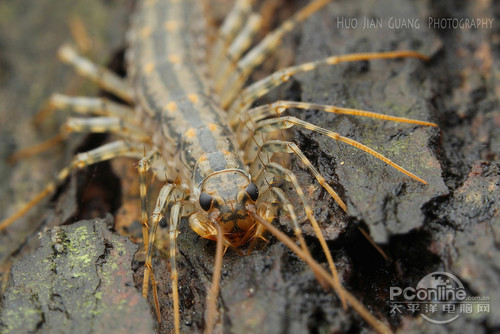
[0,0,446,334]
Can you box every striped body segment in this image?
[128,0,246,189]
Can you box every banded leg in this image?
[0,140,143,231]
[205,223,224,334]
[142,183,173,321]
[168,196,194,333]
[58,44,133,103]
[141,178,193,330]
[8,116,150,164]
[9,113,146,165]
[209,0,253,74]
[8,95,141,165]
[35,93,138,126]
[254,115,429,184]
[261,140,347,212]
[261,161,346,308]
[228,51,430,116]
[220,0,333,108]
[267,186,331,288]
[214,13,262,91]
[269,187,310,255]
[236,100,436,162]
[256,140,391,262]
[64,116,150,143]
[252,213,392,334]
[240,101,438,132]
[137,150,164,267]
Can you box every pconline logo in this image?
[389,272,490,324]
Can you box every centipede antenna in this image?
[205,223,224,334]
[358,227,389,262]
[252,212,393,334]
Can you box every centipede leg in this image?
[236,100,437,136]
[213,13,262,92]
[209,0,254,74]
[252,213,393,334]
[10,113,148,165]
[142,183,173,321]
[35,94,138,126]
[0,140,143,231]
[220,0,333,108]
[229,51,429,115]
[167,194,194,333]
[63,116,150,143]
[248,139,346,304]
[57,44,133,103]
[254,115,429,184]
[261,140,347,212]
[250,155,314,255]
[258,139,391,261]
[268,187,310,256]
[137,151,164,271]
[260,161,347,308]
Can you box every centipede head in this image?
[189,170,261,247]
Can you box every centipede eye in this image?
[245,182,259,201]
[199,192,213,211]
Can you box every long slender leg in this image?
[249,141,345,302]
[137,150,164,269]
[64,116,150,143]
[214,13,262,91]
[261,161,347,308]
[142,183,174,321]
[241,101,438,130]
[0,140,143,231]
[254,115,430,184]
[220,0,333,108]
[269,187,310,254]
[35,93,138,126]
[7,133,67,165]
[235,100,436,164]
[168,202,182,334]
[141,178,192,330]
[58,44,133,103]
[228,51,429,115]
[168,196,194,334]
[261,140,347,212]
[8,116,150,164]
[208,0,254,74]
[9,112,146,165]
[9,95,141,165]
[205,223,224,334]
[266,186,330,288]
[248,167,309,255]
[255,138,391,262]
[252,213,392,334]
[255,139,392,262]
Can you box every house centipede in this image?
[0,1,440,333]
